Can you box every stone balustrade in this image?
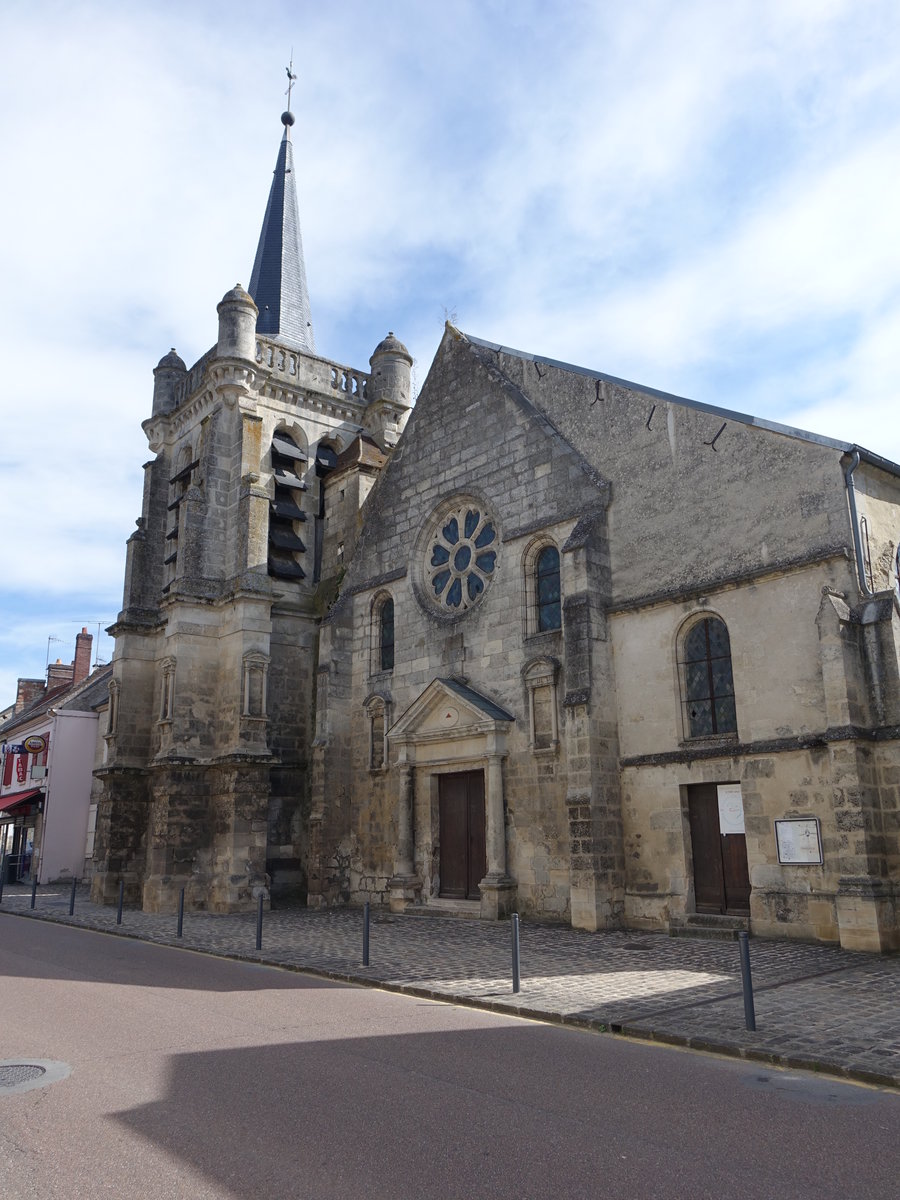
[255,338,369,403]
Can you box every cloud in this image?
[1,0,899,693]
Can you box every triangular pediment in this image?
[388,677,514,742]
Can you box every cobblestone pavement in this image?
[2,883,898,1088]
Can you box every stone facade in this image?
[309,329,900,952]
[95,118,900,951]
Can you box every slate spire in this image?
[248,101,315,353]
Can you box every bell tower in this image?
[92,79,407,914]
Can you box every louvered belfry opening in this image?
[163,450,199,593]
[268,431,308,579]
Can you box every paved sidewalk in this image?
[2,882,898,1088]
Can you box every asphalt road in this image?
[1,916,897,1200]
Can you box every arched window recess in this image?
[678,615,737,739]
[364,693,391,770]
[524,539,562,637]
[371,593,395,675]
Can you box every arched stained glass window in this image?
[379,599,394,672]
[680,617,737,738]
[536,546,561,632]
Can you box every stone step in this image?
[669,913,750,941]
[403,898,482,919]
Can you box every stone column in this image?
[479,750,516,919]
[396,765,415,876]
[485,753,506,877]
[388,761,421,912]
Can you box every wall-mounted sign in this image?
[717,783,745,834]
[775,818,823,865]
[23,735,46,754]
[1,743,27,756]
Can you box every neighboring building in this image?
[93,105,900,952]
[0,631,111,884]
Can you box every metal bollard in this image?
[362,901,370,966]
[512,913,521,994]
[255,892,264,951]
[738,931,756,1031]
[116,879,124,925]
[0,855,5,903]
[177,887,185,938]
[69,877,77,916]
[30,874,38,909]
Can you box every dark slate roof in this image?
[59,664,113,713]
[439,678,515,723]
[248,127,315,353]
[464,331,900,478]
[0,664,111,735]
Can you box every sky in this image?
[1,0,899,703]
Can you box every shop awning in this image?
[0,789,42,813]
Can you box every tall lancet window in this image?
[380,599,395,672]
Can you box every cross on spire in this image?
[285,56,297,112]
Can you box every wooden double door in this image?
[438,770,486,900]
[687,783,751,915]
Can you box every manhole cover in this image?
[0,1064,45,1088]
[0,1059,70,1095]
[620,942,652,950]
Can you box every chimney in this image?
[15,678,45,714]
[74,627,93,684]
[46,659,75,690]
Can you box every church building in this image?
[91,105,900,953]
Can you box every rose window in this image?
[427,507,497,611]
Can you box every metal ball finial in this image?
[281,110,295,127]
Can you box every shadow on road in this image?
[112,1027,894,1200]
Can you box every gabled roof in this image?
[464,332,900,478]
[0,664,112,736]
[248,121,315,353]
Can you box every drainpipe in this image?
[843,450,873,598]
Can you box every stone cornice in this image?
[607,546,852,615]
[621,723,900,768]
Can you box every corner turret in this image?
[216,284,258,361]
[369,332,413,406]
[364,332,413,450]
[152,348,187,416]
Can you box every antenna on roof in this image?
[45,636,63,669]
[79,620,113,667]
